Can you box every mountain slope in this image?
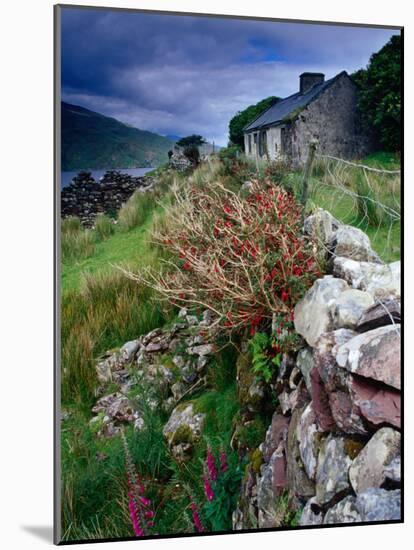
[61,102,173,170]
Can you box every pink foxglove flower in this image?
[139,496,151,507]
[128,492,143,536]
[190,502,204,533]
[220,450,228,473]
[206,447,218,481]
[122,431,154,536]
[204,476,214,502]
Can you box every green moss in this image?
[236,351,254,406]
[250,448,264,474]
[170,424,194,445]
[282,106,305,122]
[344,438,365,459]
[236,417,267,450]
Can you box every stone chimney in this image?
[300,72,325,94]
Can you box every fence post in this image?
[301,139,317,207]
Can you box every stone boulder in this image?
[335,325,401,390]
[312,329,367,435]
[279,379,310,416]
[296,348,314,394]
[315,435,354,506]
[96,338,141,384]
[90,392,144,437]
[384,457,401,485]
[299,497,324,526]
[309,366,337,432]
[333,257,400,299]
[261,413,290,463]
[257,445,287,528]
[298,403,324,481]
[294,276,349,347]
[355,488,401,521]
[163,403,205,461]
[303,208,340,244]
[329,225,380,263]
[348,376,401,429]
[286,407,315,503]
[349,428,401,494]
[357,299,401,332]
[323,495,361,524]
[331,289,374,329]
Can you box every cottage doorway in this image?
[259,130,267,158]
[280,127,286,155]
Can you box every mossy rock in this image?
[344,437,366,459]
[236,352,254,402]
[234,417,268,451]
[250,448,264,474]
[170,424,194,445]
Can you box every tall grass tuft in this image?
[118,191,155,231]
[94,214,114,241]
[61,216,95,262]
[355,170,380,227]
[62,216,82,233]
[61,270,173,405]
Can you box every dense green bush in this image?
[229,96,280,147]
[352,34,401,151]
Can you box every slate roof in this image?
[244,71,348,132]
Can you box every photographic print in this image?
[55,4,402,544]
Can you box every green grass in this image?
[118,190,155,231]
[62,215,159,293]
[61,217,96,263]
[95,214,114,241]
[284,152,401,263]
[308,179,400,262]
[60,155,401,541]
[362,151,400,168]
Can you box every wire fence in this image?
[305,153,401,262]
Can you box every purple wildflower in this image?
[206,447,218,481]
[128,492,143,536]
[204,476,214,502]
[220,450,228,473]
[190,501,204,533]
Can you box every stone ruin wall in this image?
[233,209,401,529]
[288,74,372,165]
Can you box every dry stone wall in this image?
[81,204,401,530]
[233,208,401,528]
[61,170,154,226]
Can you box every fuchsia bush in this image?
[129,178,320,337]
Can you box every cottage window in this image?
[253,133,258,145]
[248,135,252,153]
[275,143,278,153]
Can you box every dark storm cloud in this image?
[61,7,398,144]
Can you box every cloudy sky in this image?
[60,7,399,145]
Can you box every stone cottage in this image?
[243,71,368,165]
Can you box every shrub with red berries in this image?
[127,176,320,336]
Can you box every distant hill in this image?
[165,134,182,143]
[61,102,174,171]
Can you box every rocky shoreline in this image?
[61,170,154,226]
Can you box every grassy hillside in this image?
[60,156,400,541]
[61,102,174,170]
